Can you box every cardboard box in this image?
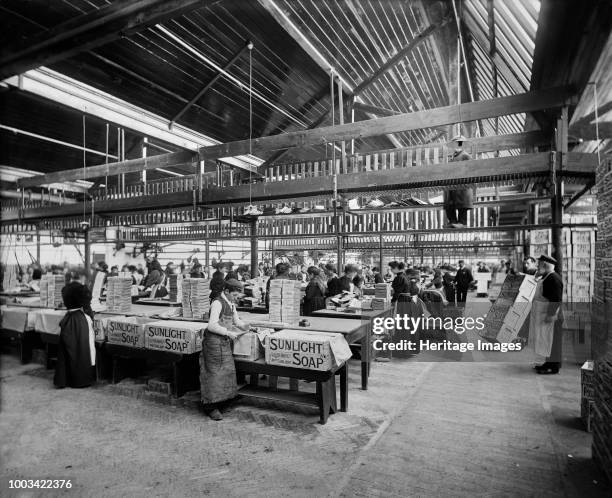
[143,320,205,354]
[233,331,262,361]
[93,314,121,342]
[265,329,352,371]
[480,274,536,343]
[106,316,155,348]
[531,229,551,245]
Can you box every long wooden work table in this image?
[1,302,393,423]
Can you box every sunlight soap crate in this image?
[143,320,205,354]
[265,329,352,371]
[106,316,156,349]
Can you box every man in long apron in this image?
[529,255,563,374]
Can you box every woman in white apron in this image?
[529,255,563,374]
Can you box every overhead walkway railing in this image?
[5,86,598,227]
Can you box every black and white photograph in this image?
[1,0,611,496]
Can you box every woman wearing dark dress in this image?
[376,261,411,362]
[395,271,429,357]
[389,261,410,304]
[372,267,384,284]
[54,282,96,388]
[200,279,249,420]
[145,270,168,298]
[324,263,341,297]
[303,266,327,316]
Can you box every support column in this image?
[120,128,126,196]
[250,218,258,279]
[84,228,91,285]
[36,228,41,264]
[142,137,148,193]
[337,77,346,172]
[336,221,343,271]
[552,106,568,275]
[205,238,210,278]
[379,234,384,273]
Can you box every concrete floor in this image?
[1,294,610,497]
[1,354,609,497]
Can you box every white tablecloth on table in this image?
[32,309,66,335]
[1,306,30,332]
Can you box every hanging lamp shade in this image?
[451,134,468,143]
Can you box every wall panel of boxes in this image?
[594,157,612,483]
[529,228,595,303]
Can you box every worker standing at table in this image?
[376,261,410,362]
[54,281,96,388]
[303,266,327,316]
[200,279,249,420]
[209,262,229,303]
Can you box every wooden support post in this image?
[205,238,210,278]
[250,218,258,279]
[336,223,343,272]
[379,234,384,273]
[142,137,148,189]
[552,106,568,275]
[121,128,126,196]
[36,229,41,264]
[84,228,91,285]
[337,77,346,171]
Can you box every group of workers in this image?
[21,245,562,423]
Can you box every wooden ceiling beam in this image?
[352,20,451,97]
[531,0,612,115]
[353,102,401,117]
[169,40,252,129]
[6,152,596,222]
[0,0,214,79]
[415,0,451,101]
[200,86,574,160]
[462,13,525,94]
[17,151,196,189]
[16,88,572,188]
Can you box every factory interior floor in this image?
[1,318,609,498]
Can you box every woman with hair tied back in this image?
[395,272,429,358]
[303,266,327,316]
[209,262,229,303]
[145,270,168,298]
[376,261,411,362]
[200,279,250,420]
[388,261,410,304]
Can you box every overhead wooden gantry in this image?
[5,85,598,273]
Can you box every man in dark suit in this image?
[454,260,474,305]
[533,255,564,374]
